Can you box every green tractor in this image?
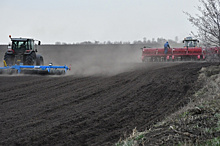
[4,35,44,66]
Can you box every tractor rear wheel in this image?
[25,52,36,65]
[4,53,14,66]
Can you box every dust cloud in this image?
[37,44,142,76]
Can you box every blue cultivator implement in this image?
[0,62,70,75]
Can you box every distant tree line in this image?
[55,36,183,47]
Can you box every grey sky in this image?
[0,0,200,44]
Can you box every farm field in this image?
[0,45,219,145]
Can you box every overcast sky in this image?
[0,0,200,44]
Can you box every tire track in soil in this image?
[0,62,216,146]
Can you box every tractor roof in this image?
[185,38,198,41]
[11,38,33,41]
[183,37,199,42]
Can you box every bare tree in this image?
[185,0,220,46]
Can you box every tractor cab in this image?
[8,35,41,55]
[11,38,34,54]
[4,35,43,66]
[183,37,199,48]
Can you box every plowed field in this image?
[1,45,218,145]
[0,60,216,145]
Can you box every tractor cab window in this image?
[184,41,189,47]
[188,41,194,47]
[12,41,27,51]
[31,40,34,50]
[194,41,197,47]
[184,40,196,47]
[27,40,34,50]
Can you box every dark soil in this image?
[0,61,218,146]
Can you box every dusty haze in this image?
[0,44,142,76]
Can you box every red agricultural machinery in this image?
[141,37,220,62]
